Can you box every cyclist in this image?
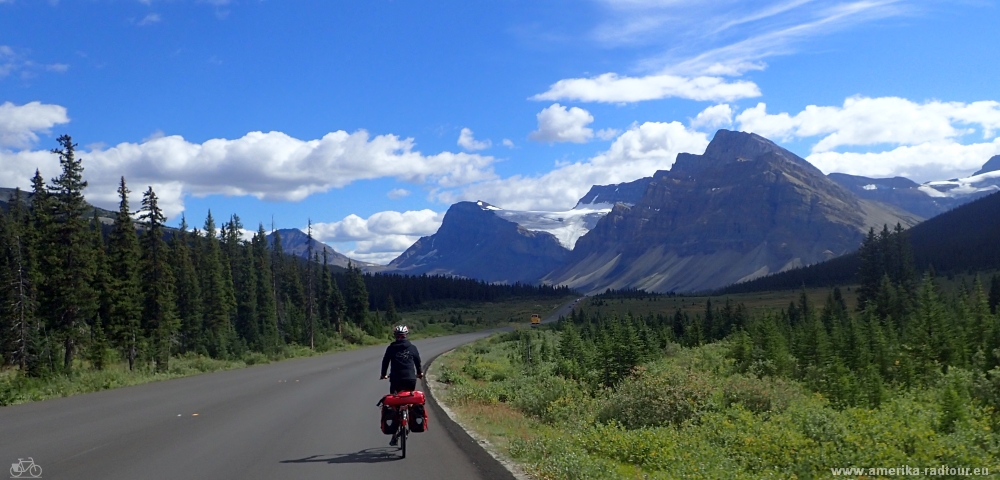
[381,325,423,446]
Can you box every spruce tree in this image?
[0,188,42,376]
[199,211,236,357]
[28,171,55,373]
[305,220,316,349]
[989,274,1000,315]
[230,216,259,351]
[329,277,346,335]
[88,210,110,369]
[345,262,369,330]
[251,224,279,352]
[171,215,203,354]
[106,177,143,370]
[138,187,178,372]
[43,136,99,372]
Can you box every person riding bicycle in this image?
[380,325,424,394]
[381,325,423,446]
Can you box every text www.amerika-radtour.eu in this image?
[830,466,990,477]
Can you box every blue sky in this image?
[1,0,998,263]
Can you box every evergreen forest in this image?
[0,136,569,381]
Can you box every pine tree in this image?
[384,295,400,328]
[88,210,110,369]
[106,177,143,370]
[329,277,346,334]
[43,136,99,372]
[857,228,882,310]
[305,220,316,349]
[0,200,38,371]
[138,187,178,372]
[345,262,369,330]
[28,171,55,373]
[199,211,236,357]
[252,224,279,353]
[171,215,203,354]
[231,216,259,351]
[989,274,1000,315]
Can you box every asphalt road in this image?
[0,298,581,480]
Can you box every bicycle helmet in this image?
[394,325,409,337]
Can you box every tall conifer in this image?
[171,215,203,354]
[43,136,98,371]
[138,187,178,372]
[106,177,143,370]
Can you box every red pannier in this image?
[382,390,425,406]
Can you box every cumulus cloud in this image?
[502,138,515,148]
[529,104,595,143]
[438,121,709,210]
[691,104,733,130]
[0,101,69,148]
[597,128,620,140]
[807,139,1000,184]
[387,188,410,199]
[737,97,1000,153]
[532,73,761,104]
[0,110,498,219]
[729,96,1000,182]
[312,209,445,265]
[457,127,491,151]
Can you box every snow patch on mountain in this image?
[920,170,1000,198]
[474,201,613,250]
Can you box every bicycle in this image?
[377,388,427,459]
[10,457,42,478]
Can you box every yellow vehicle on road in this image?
[530,314,540,327]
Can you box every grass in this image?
[432,329,1000,480]
[401,295,576,339]
[0,295,576,407]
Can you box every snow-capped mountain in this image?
[828,155,1000,218]
[492,205,613,250]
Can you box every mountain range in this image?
[4,134,996,293]
[378,130,997,293]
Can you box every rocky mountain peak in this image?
[383,201,568,283]
[545,129,920,294]
[974,155,1000,176]
[670,129,819,178]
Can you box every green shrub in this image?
[597,367,717,429]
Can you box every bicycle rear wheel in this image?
[400,428,407,458]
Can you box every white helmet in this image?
[394,325,409,336]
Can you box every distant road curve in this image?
[0,297,583,480]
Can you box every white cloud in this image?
[313,209,446,264]
[807,139,1000,183]
[313,209,443,242]
[532,73,761,104]
[457,127,491,151]
[592,0,905,78]
[502,138,515,148]
[0,112,498,219]
[529,104,595,143]
[0,101,69,148]
[0,45,69,79]
[438,121,709,210]
[691,104,733,130]
[387,188,410,199]
[736,97,1000,153]
[597,128,620,140]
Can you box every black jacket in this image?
[381,338,422,380]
